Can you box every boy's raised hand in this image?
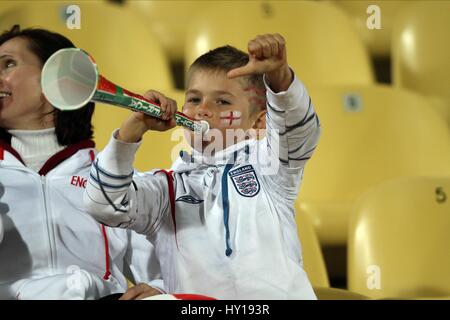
[227,33,293,92]
[117,90,177,143]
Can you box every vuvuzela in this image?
[41,48,209,134]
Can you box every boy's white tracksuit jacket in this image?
[84,74,321,299]
[0,140,163,299]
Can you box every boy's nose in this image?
[196,103,213,119]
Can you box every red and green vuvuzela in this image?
[41,48,208,134]
[95,76,203,133]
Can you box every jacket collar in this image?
[0,138,25,165]
[172,138,256,172]
[0,138,95,176]
[38,140,95,175]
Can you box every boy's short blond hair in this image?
[187,45,266,114]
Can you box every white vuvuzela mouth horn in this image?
[199,120,210,135]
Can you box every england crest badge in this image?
[229,165,260,197]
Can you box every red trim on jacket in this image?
[155,170,179,249]
[100,224,111,280]
[0,139,25,165]
[0,138,95,175]
[38,140,95,175]
[89,149,95,162]
[86,149,111,281]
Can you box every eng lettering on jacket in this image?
[70,176,87,188]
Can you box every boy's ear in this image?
[252,110,267,130]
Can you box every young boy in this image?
[84,34,320,299]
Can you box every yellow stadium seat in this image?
[332,0,407,57]
[298,85,450,246]
[295,208,330,288]
[313,286,370,300]
[184,0,374,87]
[392,1,450,125]
[126,0,212,62]
[348,176,450,299]
[0,2,22,13]
[0,0,177,170]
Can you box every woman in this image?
[0,25,163,299]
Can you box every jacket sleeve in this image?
[123,230,165,293]
[11,271,124,300]
[258,71,321,201]
[83,130,170,236]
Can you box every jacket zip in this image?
[1,164,57,272]
[40,175,56,272]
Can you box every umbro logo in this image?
[176,195,204,205]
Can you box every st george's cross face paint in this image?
[220,110,242,127]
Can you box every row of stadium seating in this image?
[128,0,450,123]
[3,1,449,97]
[1,0,449,299]
[0,0,446,153]
[299,175,450,299]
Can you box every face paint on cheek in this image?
[220,110,242,126]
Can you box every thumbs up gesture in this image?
[227,33,293,92]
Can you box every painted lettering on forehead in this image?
[248,97,266,109]
[243,86,266,109]
[243,86,266,96]
[220,111,242,126]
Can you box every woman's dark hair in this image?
[0,25,95,146]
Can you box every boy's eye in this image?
[187,97,201,104]
[217,99,230,105]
